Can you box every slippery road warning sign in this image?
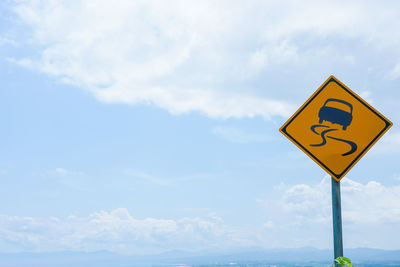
[280,75,392,181]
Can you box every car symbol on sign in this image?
[318,98,353,130]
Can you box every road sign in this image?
[280,75,392,181]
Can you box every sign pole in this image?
[331,177,343,261]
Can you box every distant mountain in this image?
[1,247,400,267]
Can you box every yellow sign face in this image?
[280,76,392,181]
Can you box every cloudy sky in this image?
[1,0,400,254]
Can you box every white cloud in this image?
[278,177,400,225]
[1,177,400,252]
[96,87,294,119]
[9,1,400,119]
[0,208,256,253]
[258,176,400,249]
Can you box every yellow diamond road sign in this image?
[280,75,392,182]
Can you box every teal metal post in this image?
[332,177,343,261]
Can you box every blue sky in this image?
[1,0,400,254]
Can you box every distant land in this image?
[1,247,400,267]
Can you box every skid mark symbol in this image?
[310,124,357,156]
